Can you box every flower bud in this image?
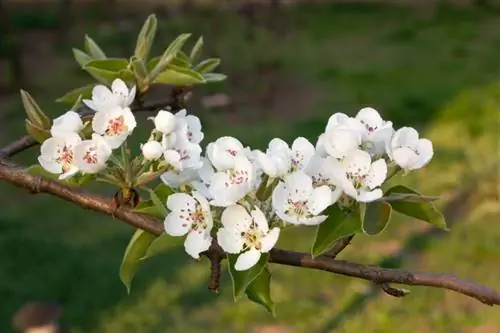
[141,141,163,160]
[151,110,175,134]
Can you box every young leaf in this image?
[133,200,164,219]
[149,189,168,217]
[360,201,392,235]
[119,229,156,293]
[72,48,92,67]
[134,14,158,61]
[227,253,269,301]
[83,59,128,85]
[84,35,107,60]
[384,185,447,229]
[149,33,192,80]
[383,185,440,203]
[311,205,361,257]
[189,36,204,62]
[153,66,205,86]
[84,58,128,72]
[25,120,50,143]
[142,233,171,260]
[20,90,51,129]
[154,183,174,203]
[26,164,59,180]
[194,58,221,73]
[131,58,148,81]
[245,268,276,316]
[203,73,227,83]
[56,84,94,105]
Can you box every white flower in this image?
[160,168,199,189]
[290,137,315,172]
[73,134,112,173]
[217,205,280,271]
[38,132,81,179]
[272,171,331,225]
[206,136,245,171]
[175,109,204,144]
[325,112,351,131]
[163,135,202,171]
[92,106,137,149]
[150,110,176,134]
[83,79,136,112]
[253,138,291,177]
[387,127,434,170]
[304,154,343,206]
[164,191,213,259]
[190,157,215,199]
[334,149,387,202]
[50,111,83,137]
[354,107,394,156]
[209,155,254,207]
[141,141,163,160]
[322,126,362,159]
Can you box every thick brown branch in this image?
[0,160,499,306]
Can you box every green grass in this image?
[1,3,500,332]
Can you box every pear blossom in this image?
[92,106,137,149]
[150,110,176,134]
[73,134,112,173]
[175,109,204,144]
[290,137,315,172]
[321,126,362,159]
[83,79,136,112]
[272,171,331,225]
[217,205,280,271]
[209,155,254,207]
[253,138,291,177]
[206,136,246,171]
[333,149,387,202]
[38,132,81,179]
[387,127,433,170]
[50,111,83,137]
[163,135,202,171]
[160,168,199,190]
[164,191,213,259]
[190,157,215,199]
[325,112,352,131]
[141,141,163,160]
[304,154,343,206]
[354,107,394,156]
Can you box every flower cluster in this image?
[37,79,434,272]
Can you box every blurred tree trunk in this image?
[0,0,24,91]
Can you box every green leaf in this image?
[383,185,440,203]
[25,120,50,143]
[245,268,276,316]
[360,201,392,235]
[134,14,158,61]
[20,90,51,129]
[311,205,361,257]
[142,233,171,260]
[56,84,94,105]
[170,54,192,68]
[149,33,192,80]
[72,48,92,67]
[203,73,227,83]
[190,36,204,62]
[194,58,220,73]
[384,185,447,229]
[84,58,128,72]
[119,229,156,293]
[83,59,128,85]
[64,173,96,187]
[133,200,164,219]
[227,253,269,301]
[131,58,148,81]
[154,183,174,203]
[149,190,168,217]
[153,65,205,86]
[84,35,107,59]
[26,164,59,180]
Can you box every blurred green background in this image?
[1,0,499,332]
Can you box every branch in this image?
[0,159,499,306]
[324,235,354,259]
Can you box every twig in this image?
[324,235,354,259]
[379,283,410,298]
[206,239,223,293]
[0,159,499,306]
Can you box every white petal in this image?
[38,155,62,174]
[91,109,108,134]
[412,138,434,169]
[217,227,244,254]
[141,141,163,160]
[291,137,315,170]
[184,231,211,259]
[176,108,187,117]
[366,159,387,189]
[392,127,419,149]
[308,185,333,214]
[357,189,383,202]
[271,182,287,217]
[268,138,290,154]
[126,86,137,106]
[250,206,269,233]
[50,111,83,137]
[82,99,97,111]
[392,147,419,170]
[154,110,176,134]
[59,167,78,180]
[164,212,190,236]
[166,193,196,211]
[356,107,383,128]
[285,171,313,202]
[234,248,261,271]
[111,79,129,96]
[122,107,137,132]
[324,127,361,159]
[260,227,280,252]
[192,191,213,229]
[343,149,372,174]
[301,215,328,225]
[221,204,252,231]
[164,149,182,170]
[253,150,278,176]
[325,112,350,131]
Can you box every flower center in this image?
[83,146,98,164]
[241,226,263,250]
[105,116,126,136]
[180,205,207,231]
[227,168,249,185]
[285,198,310,217]
[56,145,74,172]
[226,149,238,157]
[360,120,378,133]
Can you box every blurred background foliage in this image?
[0,0,499,332]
